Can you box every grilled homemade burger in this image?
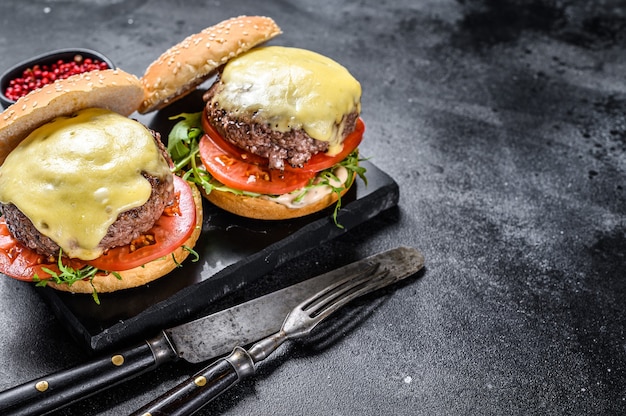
[0,69,202,296]
[202,46,361,172]
[140,16,365,221]
[197,45,364,220]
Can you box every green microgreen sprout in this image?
[33,249,121,305]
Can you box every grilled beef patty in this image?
[203,83,358,171]
[0,129,175,259]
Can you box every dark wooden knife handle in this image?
[130,346,255,416]
[0,331,177,416]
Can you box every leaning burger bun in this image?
[0,69,143,164]
[46,184,203,294]
[139,15,282,114]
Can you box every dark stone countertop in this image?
[0,1,624,415]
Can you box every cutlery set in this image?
[0,246,424,415]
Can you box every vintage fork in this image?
[131,262,394,416]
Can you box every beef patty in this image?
[0,129,175,259]
[203,83,358,171]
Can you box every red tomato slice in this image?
[86,175,196,271]
[0,175,197,281]
[0,221,87,281]
[199,135,313,194]
[285,118,365,173]
[199,111,365,194]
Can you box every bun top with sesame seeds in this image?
[138,15,282,114]
[0,68,144,165]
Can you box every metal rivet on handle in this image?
[35,380,49,392]
[111,355,124,366]
[194,376,207,387]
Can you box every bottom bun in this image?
[46,182,203,294]
[205,173,355,221]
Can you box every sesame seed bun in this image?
[0,68,144,165]
[138,15,282,114]
[46,182,204,294]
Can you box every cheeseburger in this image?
[0,69,202,300]
[197,45,364,221]
[139,16,365,222]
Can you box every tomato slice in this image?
[199,111,365,194]
[285,118,365,173]
[86,175,196,271]
[0,222,87,281]
[0,175,197,281]
[198,129,315,195]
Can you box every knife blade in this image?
[0,246,424,416]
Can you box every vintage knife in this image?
[0,246,424,416]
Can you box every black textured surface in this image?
[0,1,625,415]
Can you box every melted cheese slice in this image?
[211,46,362,155]
[0,108,172,260]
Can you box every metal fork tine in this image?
[249,259,402,363]
[300,262,380,316]
[304,270,391,329]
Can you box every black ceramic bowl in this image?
[0,48,115,109]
